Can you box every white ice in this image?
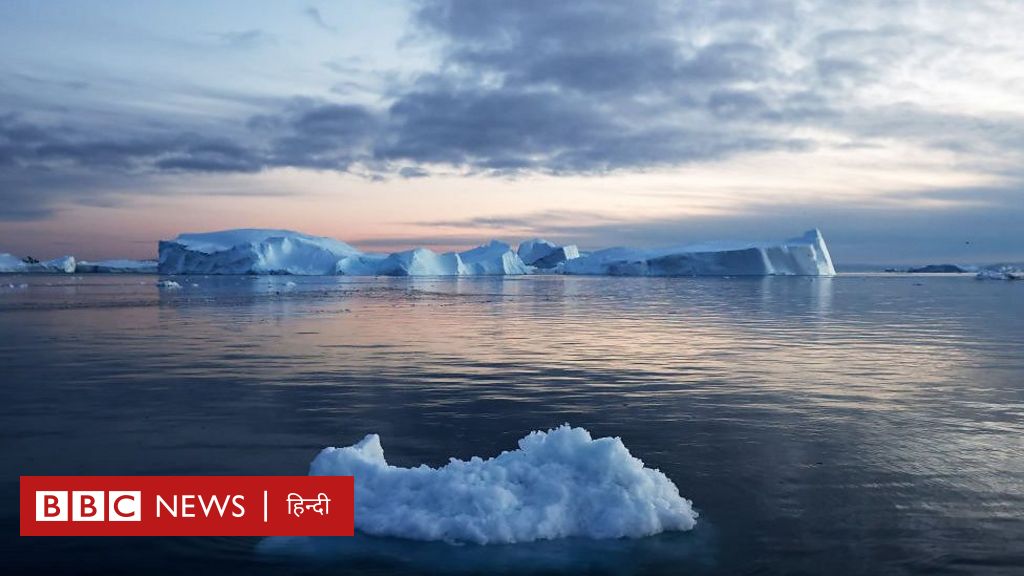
[158,228,835,277]
[564,229,836,277]
[310,425,697,545]
[9,228,840,277]
[976,266,1022,280]
[0,253,76,273]
[159,230,530,276]
[159,229,361,275]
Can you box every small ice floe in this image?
[191,283,200,287]
[976,266,1022,280]
[284,281,297,289]
[156,280,182,289]
[307,425,697,545]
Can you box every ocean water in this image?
[1,274,1022,575]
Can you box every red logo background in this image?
[20,476,354,536]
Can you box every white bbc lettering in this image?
[107,491,142,521]
[72,491,105,521]
[35,491,68,522]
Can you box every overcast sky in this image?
[1,0,1022,264]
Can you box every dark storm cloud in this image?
[0,114,265,173]
[252,101,381,169]
[377,0,808,172]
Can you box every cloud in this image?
[3,0,1024,228]
[250,100,381,170]
[213,29,276,49]
[0,114,267,172]
[304,6,338,34]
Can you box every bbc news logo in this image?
[36,490,142,522]
[21,476,353,536]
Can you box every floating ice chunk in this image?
[0,253,76,273]
[156,280,182,289]
[565,229,835,277]
[310,425,697,544]
[976,266,1022,280]
[0,253,22,272]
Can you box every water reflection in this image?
[1,274,1022,574]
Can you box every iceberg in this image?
[517,239,580,269]
[75,259,158,273]
[976,266,1022,280]
[158,229,361,275]
[157,230,531,276]
[907,264,968,274]
[309,425,697,545]
[0,253,75,273]
[564,229,836,277]
[151,228,835,276]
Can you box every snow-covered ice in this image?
[564,229,836,277]
[159,229,360,275]
[10,228,839,277]
[376,241,529,276]
[75,259,158,273]
[0,253,22,272]
[309,425,697,544]
[976,266,1022,280]
[156,280,182,289]
[0,253,76,273]
[156,228,835,276]
[158,230,529,276]
[376,248,464,276]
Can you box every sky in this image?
[1,0,1022,265]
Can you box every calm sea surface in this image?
[1,274,1022,575]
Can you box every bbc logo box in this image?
[21,476,353,537]
[35,490,142,522]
